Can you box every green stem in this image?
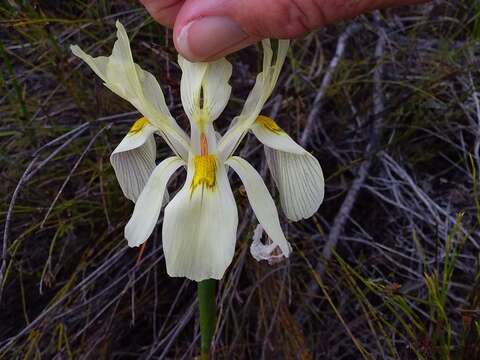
[197,279,216,359]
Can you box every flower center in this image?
[191,155,217,193]
[255,115,284,134]
[129,117,150,134]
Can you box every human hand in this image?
[140,0,425,61]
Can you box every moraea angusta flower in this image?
[71,21,324,281]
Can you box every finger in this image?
[172,0,427,61]
[140,0,184,28]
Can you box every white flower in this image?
[71,21,324,281]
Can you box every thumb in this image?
[173,0,424,61]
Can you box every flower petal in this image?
[218,39,289,159]
[202,58,232,121]
[178,56,232,123]
[110,118,157,202]
[71,21,189,158]
[178,58,206,122]
[250,116,325,221]
[124,156,184,247]
[265,148,324,221]
[251,115,305,154]
[162,154,238,281]
[226,156,291,257]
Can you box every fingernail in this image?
[176,17,249,61]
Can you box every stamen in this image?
[129,117,150,134]
[255,115,284,134]
[191,155,217,193]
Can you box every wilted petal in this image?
[226,156,291,258]
[252,116,324,221]
[162,154,238,281]
[250,224,286,264]
[125,156,184,247]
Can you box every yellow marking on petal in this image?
[191,155,217,194]
[255,115,284,135]
[129,117,150,134]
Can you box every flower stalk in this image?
[198,279,216,359]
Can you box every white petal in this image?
[226,156,291,257]
[71,21,189,157]
[178,56,232,123]
[218,39,289,159]
[243,39,289,117]
[124,156,184,247]
[202,58,232,121]
[217,116,244,161]
[110,122,156,202]
[162,154,238,281]
[250,116,305,154]
[265,148,324,221]
[250,116,325,221]
[178,57,206,122]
